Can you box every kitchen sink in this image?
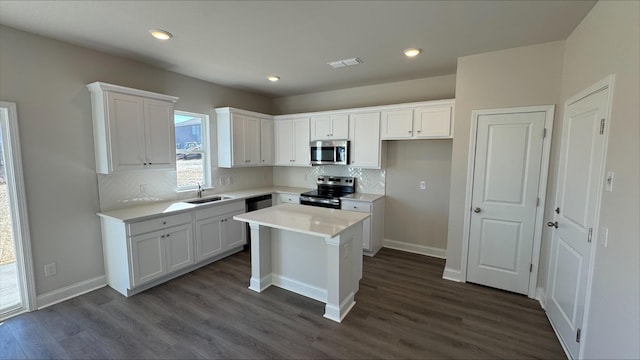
[186,196,232,204]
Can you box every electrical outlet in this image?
[44,262,57,277]
[419,180,427,190]
[139,184,147,194]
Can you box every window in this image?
[174,111,210,190]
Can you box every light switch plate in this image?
[419,181,427,190]
[599,227,609,248]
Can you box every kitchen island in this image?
[233,203,369,322]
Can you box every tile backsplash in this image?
[273,166,385,194]
[98,165,382,212]
[98,167,273,211]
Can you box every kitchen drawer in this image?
[277,193,300,204]
[341,200,372,213]
[128,212,192,236]
[195,200,245,221]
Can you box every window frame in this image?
[174,110,211,191]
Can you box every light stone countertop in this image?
[340,192,385,202]
[97,185,384,223]
[233,203,370,238]
[97,186,311,222]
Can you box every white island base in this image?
[234,204,368,323]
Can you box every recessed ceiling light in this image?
[149,29,173,40]
[404,48,422,57]
[267,75,280,82]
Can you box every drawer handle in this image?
[162,221,167,225]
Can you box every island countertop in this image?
[233,203,370,238]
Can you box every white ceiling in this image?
[0,0,596,98]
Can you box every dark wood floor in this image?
[1,248,564,359]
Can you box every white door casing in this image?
[0,102,36,320]
[461,105,554,298]
[546,76,613,359]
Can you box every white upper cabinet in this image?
[216,107,273,168]
[260,118,274,165]
[381,100,454,140]
[274,117,310,166]
[310,114,349,140]
[349,112,383,169]
[87,82,179,174]
[381,109,414,139]
[413,105,454,138]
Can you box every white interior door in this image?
[467,110,548,295]
[546,85,610,359]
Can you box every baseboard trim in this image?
[536,287,547,310]
[36,275,106,309]
[271,274,327,303]
[442,267,463,282]
[383,239,447,259]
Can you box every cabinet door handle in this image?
[162,221,167,225]
[161,235,165,238]
[408,130,412,133]
[166,234,170,237]
[417,130,421,133]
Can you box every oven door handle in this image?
[300,196,339,206]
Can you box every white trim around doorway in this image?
[0,101,36,320]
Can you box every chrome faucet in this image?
[196,183,204,198]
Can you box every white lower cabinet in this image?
[164,224,195,273]
[130,223,194,287]
[195,201,246,262]
[276,193,300,204]
[130,229,166,286]
[100,200,246,297]
[341,197,385,256]
[195,217,223,261]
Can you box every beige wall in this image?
[0,25,272,296]
[384,140,452,252]
[271,75,456,254]
[272,74,456,114]
[444,41,565,278]
[559,1,639,358]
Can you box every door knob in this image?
[547,221,558,229]
[473,207,481,213]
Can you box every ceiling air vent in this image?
[327,57,363,69]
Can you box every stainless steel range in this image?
[300,176,355,209]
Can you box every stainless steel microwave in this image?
[310,140,350,165]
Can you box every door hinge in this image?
[588,227,593,243]
[599,118,605,134]
[530,263,533,272]
[543,128,547,138]
[576,328,581,343]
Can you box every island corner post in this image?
[234,204,368,322]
